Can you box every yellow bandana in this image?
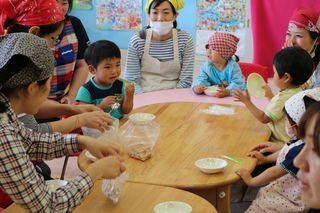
[145,0,185,12]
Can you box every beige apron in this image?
[140,29,181,92]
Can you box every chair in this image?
[238,62,269,83]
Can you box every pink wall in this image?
[251,0,320,77]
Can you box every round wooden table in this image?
[79,102,271,213]
[3,181,217,213]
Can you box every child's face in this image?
[294,114,320,209]
[91,58,121,87]
[57,0,69,15]
[206,46,225,63]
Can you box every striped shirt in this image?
[0,93,93,212]
[124,29,195,94]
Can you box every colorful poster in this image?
[196,0,247,55]
[96,0,142,31]
[73,0,92,10]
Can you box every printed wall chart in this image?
[73,0,92,10]
[96,0,143,30]
[196,0,247,56]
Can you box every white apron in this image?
[140,29,181,92]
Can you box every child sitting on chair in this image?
[192,32,246,98]
[233,46,313,144]
[76,40,135,119]
[236,88,320,212]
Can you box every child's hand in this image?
[262,84,274,100]
[216,87,230,98]
[101,96,116,110]
[249,142,284,154]
[235,168,253,186]
[124,83,135,97]
[247,151,267,165]
[232,88,251,104]
[193,85,207,93]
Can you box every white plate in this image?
[85,150,97,162]
[154,201,192,213]
[247,73,266,99]
[46,180,68,192]
[129,113,155,122]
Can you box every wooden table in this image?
[79,102,271,213]
[3,181,217,213]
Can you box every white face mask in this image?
[150,21,173,35]
[285,127,296,139]
[308,37,318,58]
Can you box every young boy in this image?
[76,40,135,119]
[233,46,313,144]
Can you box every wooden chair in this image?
[238,62,269,83]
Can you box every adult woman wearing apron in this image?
[124,0,195,94]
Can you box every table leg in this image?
[184,185,230,213]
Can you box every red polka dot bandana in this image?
[0,0,64,34]
[288,7,320,33]
[206,32,240,60]
[285,88,320,124]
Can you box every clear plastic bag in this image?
[102,171,128,204]
[81,116,119,144]
[118,113,160,161]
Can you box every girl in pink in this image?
[236,88,320,213]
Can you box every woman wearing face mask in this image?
[124,0,195,94]
[284,7,320,89]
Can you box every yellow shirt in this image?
[264,87,302,144]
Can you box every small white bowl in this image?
[46,180,68,192]
[129,113,155,122]
[204,85,219,96]
[154,201,192,213]
[195,158,228,174]
[85,150,97,162]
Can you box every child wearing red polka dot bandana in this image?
[192,32,246,98]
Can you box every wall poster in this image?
[73,0,92,10]
[96,0,143,30]
[196,0,247,57]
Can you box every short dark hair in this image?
[298,101,320,156]
[84,40,121,68]
[147,0,178,28]
[272,46,313,86]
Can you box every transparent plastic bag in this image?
[102,171,128,204]
[81,116,119,143]
[118,113,160,161]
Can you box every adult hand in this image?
[78,111,112,131]
[124,83,135,97]
[249,142,284,154]
[193,85,207,93]
[77,135,122,158]
[85,155,126,181]
[216,87,230,98]
[246,150,267,165]
[232,88,251,104]
[72,104,103,114]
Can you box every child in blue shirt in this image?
[76,40,135,119]
[192,32,246,98]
